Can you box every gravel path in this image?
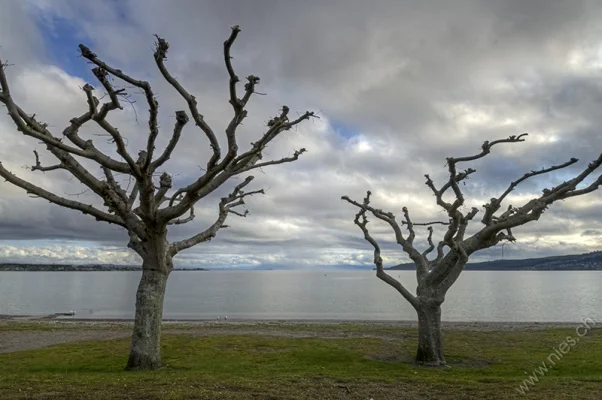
[0,318,586,354]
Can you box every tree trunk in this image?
[126,230,172,371]
[126,267,168,370]
[415,303,445,366]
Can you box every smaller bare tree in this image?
[0,26,314,370]
[343,134,602,366]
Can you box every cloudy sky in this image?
[0,0,600,268]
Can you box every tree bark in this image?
[126,267,168,370]
[415,302,445,366]
[126,231,172,371]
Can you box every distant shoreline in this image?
[2,267,602,271]
[3,267,602,271]
[383,251,602,271]
[1,251,601,271]
[0,265,208,272]
[382,266,602,271]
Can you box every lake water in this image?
[0,270,600,322]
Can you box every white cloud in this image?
[0,242,139,265]
[0,1,601,269]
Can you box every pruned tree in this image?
[343,134,602,366]
[0,26,314,370]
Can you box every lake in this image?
[0,270,600,322]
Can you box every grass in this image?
[0,323,601,399]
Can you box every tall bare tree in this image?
[343,135,602,366]
[0,26,314,370]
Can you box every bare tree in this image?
[343,135,602,366]
[0,26,314,370]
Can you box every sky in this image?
[0,0,601,268]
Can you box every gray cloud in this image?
[0,0,601,268]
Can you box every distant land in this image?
[0,264,208,272]
[1,251,601,271]
[383,251,602,271]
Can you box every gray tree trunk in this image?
[415,302,445,366]
[126,231,172,371]
[126,267,169,370]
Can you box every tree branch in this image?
[159,107,314,224]
[102,167,129,207]
[35,119,144,238]
[401,207,416,245]
[232,108,315,173]
[0,72,131,174]
[153,35,221,170]
[154,28,315,225]
[85,68,141,175]
[235,148,307,173]
[482,157,579,225]
[30,150,64,172]
[3,97,145,236]
[423,134,530,265]
[221,26,261,171]
[347,192,419,308]
[478,152,602,241]
[169,176,263,255]
[435,244,469,295]
[431,240,447,267]
[342,191,429,279]
[452,133,528,164]
[422,226,435,259]
[403,220,450,227]
[150,110,189,171]
[128,183,139,208]
[0,162,126,227]
[224,25,242,113]
[167,108,315,224]
[79,44,160,173]
[552,154,602,200]
[168,206,195,225]
[154,172,173,206]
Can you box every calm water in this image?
[0,270,600,322]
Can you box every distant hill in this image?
[384,251,602,271]
[2,252,602,271]
[0,264,208,271]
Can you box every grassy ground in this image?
[0,321,601,399]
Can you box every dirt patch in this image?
[364,353,494,368]
[0,330,130,354]
[365,353,412,363]
[450,359,495,368]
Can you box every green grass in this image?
[0,324,601,399]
